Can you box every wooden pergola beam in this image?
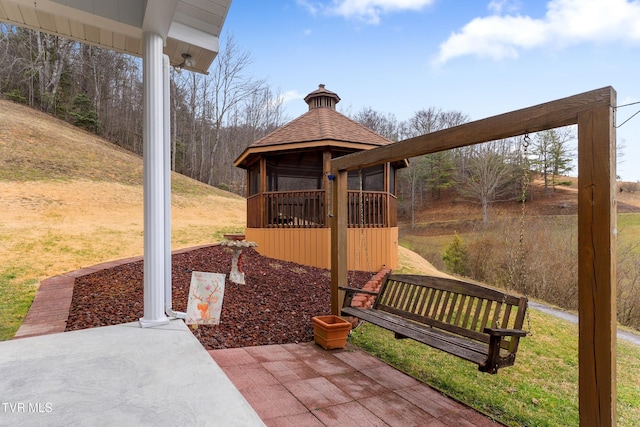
[331,86,616,426]
[332,86,613,171]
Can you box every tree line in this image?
[0,26,288,194]
[348,106,575,225]
[0,25,575,221]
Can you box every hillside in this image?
[405,175,640,237]
[0,98,247,339]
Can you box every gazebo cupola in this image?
[234,85,406,271]
[304,84,340,110]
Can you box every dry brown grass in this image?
[0,180,245,276]
[0,99,246,274]
[396,246,452,277]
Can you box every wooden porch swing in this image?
[330,87,617,425]
[336,144,532,374]
[340,273,528,374]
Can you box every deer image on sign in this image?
[185,272,226,325]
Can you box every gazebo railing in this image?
[247,190,396,228]
[347,190,395,228]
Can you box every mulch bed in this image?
[65,246,370,349]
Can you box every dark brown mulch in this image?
[66,246,370,349]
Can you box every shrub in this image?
[442,233,469,276]
[4,89,26,104]
[619,181,640,194]
[216,182,230,192]
[617,242,640,329]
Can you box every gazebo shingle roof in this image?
[252,107,393,147]
[234,84,394,168]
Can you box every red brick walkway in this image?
[13,257,142,338]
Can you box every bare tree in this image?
[222,86,288,193]
[34,31,73,113]
[352,106,400,141]
[458,139,519,223]
[204,34,266,186]
[400,108,468,226]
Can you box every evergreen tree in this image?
[531,128,575,192]
[442,233,469,276]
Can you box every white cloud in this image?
[434,0,640,65]
[280,90,305,105]
[488,0,523,14]
[297,0,436,24]
[296,0,320,15]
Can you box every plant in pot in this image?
[311,315,352,350]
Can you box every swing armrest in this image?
[338,286,380,296]
[483,327,527,337]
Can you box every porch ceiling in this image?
[0,0,231,74]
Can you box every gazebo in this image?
[234,84,407,270]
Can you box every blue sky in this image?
[224,0,640,181]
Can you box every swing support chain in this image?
[503,134,532,334]
[519,134,533,335]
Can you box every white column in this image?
[140,31,169,328]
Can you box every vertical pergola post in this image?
[577,100,617,426]
[330,169,348,315]
[331,86,617,425]
[140,31,169,327]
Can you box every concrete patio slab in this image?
[0,320,264,427]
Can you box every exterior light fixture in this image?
[175,53,196,72]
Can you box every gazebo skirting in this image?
[244,227,398,271]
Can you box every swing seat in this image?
[340,274,528,374]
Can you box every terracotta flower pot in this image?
[312,315,352,350]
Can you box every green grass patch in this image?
[0,268,38,340]
[171,225,245,246]
[618,213,640,248]
[348,309,640,426]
